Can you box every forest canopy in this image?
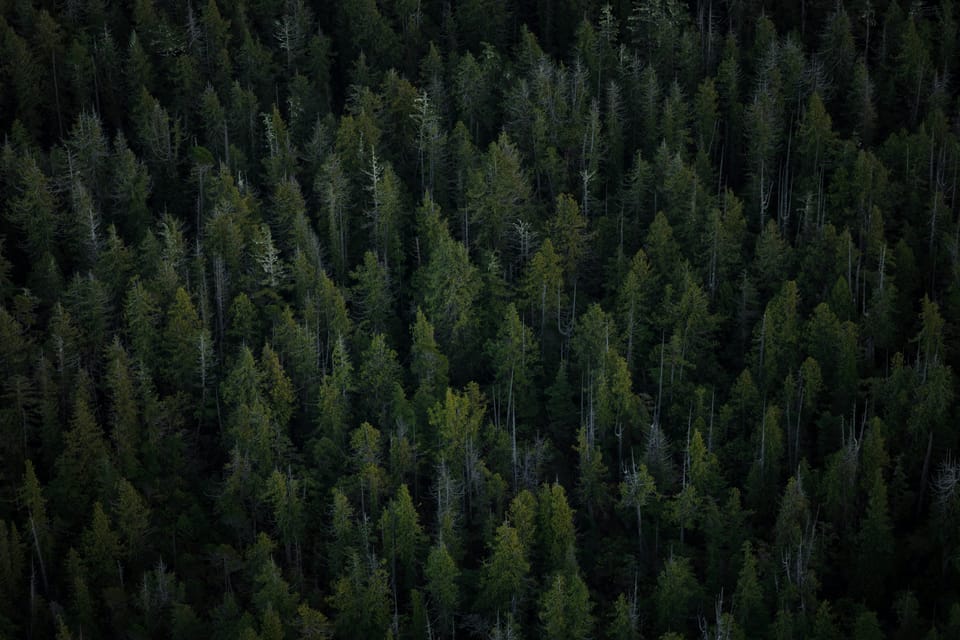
[1,1,960,639]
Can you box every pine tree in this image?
[317,154,352,279]
[380,483,422,593]
[1,26,43,133]
[315,336,354,446]
[410,308,449,418]
[466,131,533,261]
[617,249,654,370]
[8,155,59,266]
[364,157,404,273]
[480,522,530,615]
[81,501,121,586]
[537,482,576,575]
[538,571,593,640]
[105,339,140,478]
[328,552,391,640]
[19,460,51,592]
[655,556,699,635]
[607,592,639,640]
[0,519,25,630]
[350,251,394,337]
[896,16,930,125]
[619,460,657,546]
[350,422,387,518]
[733,541,765,635]
[297,603,332,640]
[852,610,883,640]
[260,345,294,430]
[425,541,459,638]
[415,210,482,362]
[115,477,150,565]
[486,302,540,435]
[54,393,112,523]
[358,333,405,429]
[163,287,210,393]
[857,470,893,604]
[522,238,566,338]
[429,385,486,499]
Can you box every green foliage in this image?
[538,571,592,640]
[486,303,540,426]
[414,206,482,362]
[297,603,332,640]
[380,483,422,584]
[536,482,576,575]
[0,519,25,624]
[857,470,894,604]
[0,3,959,638]
[7,155,58,263]
[655,556,699,635]
[547,194,590,278]
[607,592,639,640]
[80,501,120,585]
[115,477,150,563]
[329,551,390,639]
[350,250,393,336]
[425,542,459,636]
[733,541,765,635]
[163,287,211,393]
[410,308,449,416]
[53,393,112,523]
[357,333,404,427]
[480,522,530,615]
[619,460,657,543]
[18,460,50,584]
[263,468,304,565]
[522,238,566,333]
[852,610,884,640]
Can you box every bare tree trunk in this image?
[918,431,935,514]
[28,515,47,592]
[52,51,63,139]
[656,332,665,424]
[509,367,517,491]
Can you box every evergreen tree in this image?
[380,483,422,592]
[80,501,121,586]
[53,393,112,523]
[536,482,576,575]
[655,556,699,635]
[409,308,449,417]
[538,570,592,640]
[857,470,893,604]
[480,522,530,616]
[607,592,639,640]
[733,541,766,635]
[19,460,51,592]
[425,541,459,638]
[415,206,482,364]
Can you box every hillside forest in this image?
[1,1,960,639]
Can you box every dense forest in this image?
[1,0,960,638]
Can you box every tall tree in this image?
[857,470,893,604]
[425,541,459,638]
[538,570,593,640]
[655,555,699,636]
[480,522,530,616]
